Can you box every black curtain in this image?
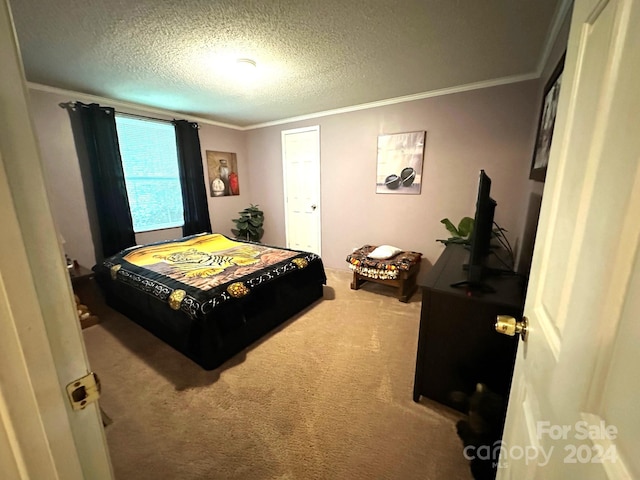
[66,102,135,259]
[173,120,212,236]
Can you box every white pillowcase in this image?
[367,245,402,260]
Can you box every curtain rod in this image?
[120,111,201,128]
[58,101,199,127]
[58,101,78,110]
[117,111,173,124]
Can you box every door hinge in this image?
[66,372,101,410]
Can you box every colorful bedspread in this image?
[97,233,323,319]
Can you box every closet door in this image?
[282,125,322,255]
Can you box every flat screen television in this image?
[451,169,497,291]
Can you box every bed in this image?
[93,233,326,370]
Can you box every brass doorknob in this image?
[495,315,528,341]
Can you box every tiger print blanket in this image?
[99,233,322,318]
[121,234,299,290]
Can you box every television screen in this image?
[451,170,496,290]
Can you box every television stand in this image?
[451,263,497,293]
[413,244,526,411]
[449,279,496,294]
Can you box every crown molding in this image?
[242,73,539,130]
[27,82,243,130]
[535,0,574,77]
[29,70,540,132]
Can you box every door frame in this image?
[498,0,639,477]
[0,0,113,477]
[281,125,322,254]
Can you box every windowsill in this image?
[134,225,184,234]
[134,226,184,245]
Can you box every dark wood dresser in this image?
[413,244,526,412]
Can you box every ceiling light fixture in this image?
[231,58,258,84]
[236,58,257,70]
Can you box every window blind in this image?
[115,115,184,232]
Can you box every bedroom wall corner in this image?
[27,87,250,267]
[197,125,249,240]
[28,88,97,268]
[513,3,573,275]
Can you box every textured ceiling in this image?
[10,0,565,128]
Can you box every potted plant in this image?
[437,216,515,268]
[231,204,264,242]
[436,217,474,246]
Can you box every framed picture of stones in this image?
[376,131,426,194]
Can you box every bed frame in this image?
[99,270,324,370]
[93,236,326,370]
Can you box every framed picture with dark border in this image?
[530,54,565,182]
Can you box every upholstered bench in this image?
[346,245,422,302]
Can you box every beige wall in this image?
[247,80,540,270]
[29,89,95,268]
[515,7,572,275]
[30,79,544,272]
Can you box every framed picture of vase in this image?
[206,150,240,197]
[376,131,426,194]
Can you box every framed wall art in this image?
[530,54,565,182]
[206,150,240,197]
[376,130,426,194]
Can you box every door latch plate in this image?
[66,372,101,410]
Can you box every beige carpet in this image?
[82,268,473,480]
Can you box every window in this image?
[115,115,184,232]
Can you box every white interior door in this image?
[282,126,322,255]
[498,0,640,478]
[0,0,113,477]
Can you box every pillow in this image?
[367,245,402,260]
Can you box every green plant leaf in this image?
[457,217,474,238]
[436,237,470,246]
[440,218,460,237]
